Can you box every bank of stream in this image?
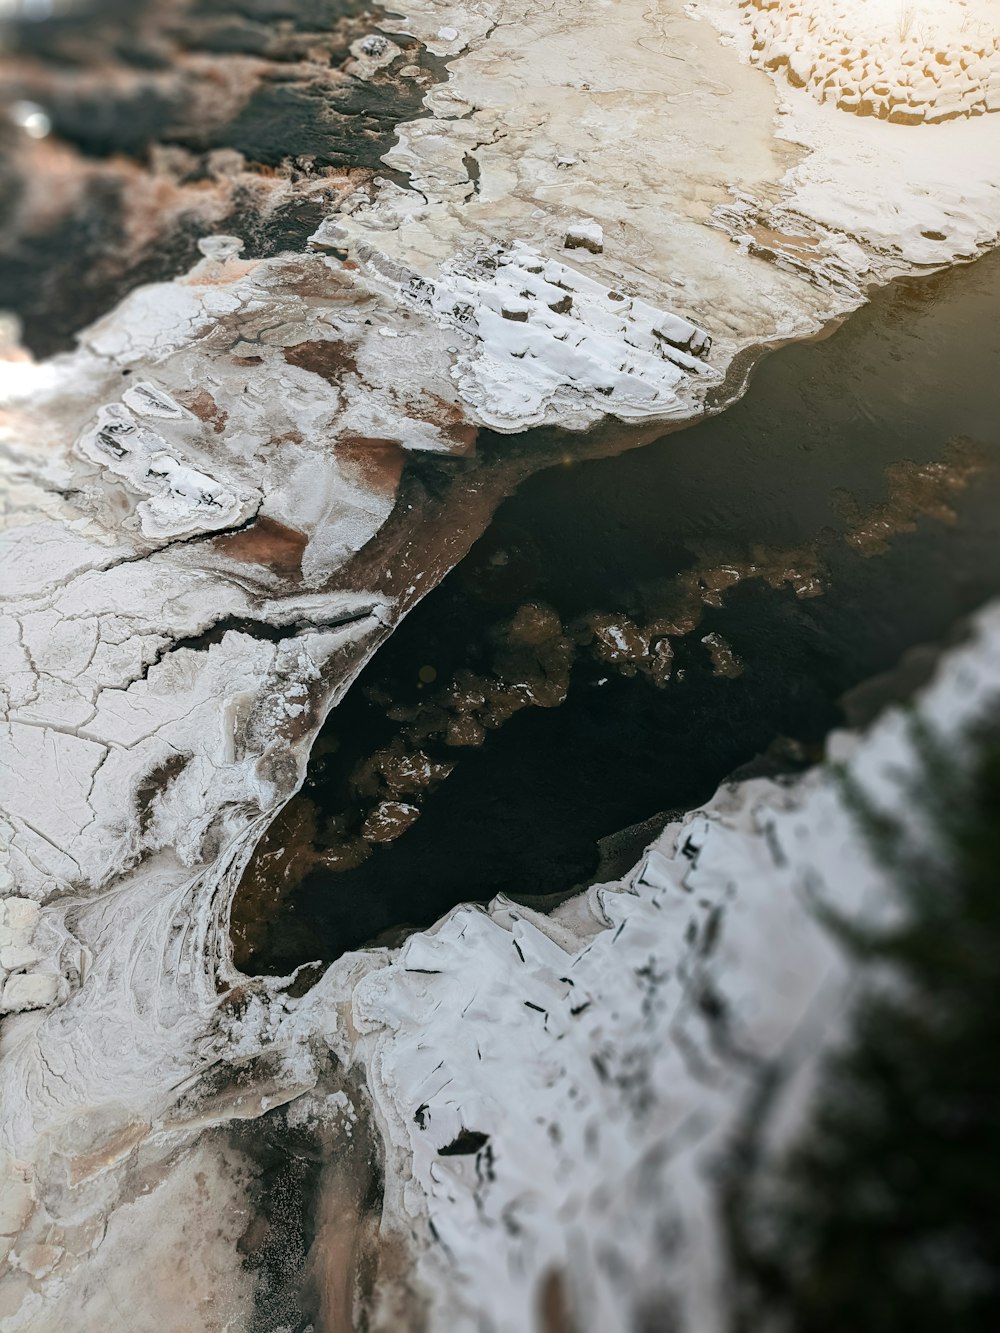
[232,247,1000,977]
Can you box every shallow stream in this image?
[232,248,1000,976]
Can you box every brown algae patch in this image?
[834,438,989,556]
[283,338,360,384]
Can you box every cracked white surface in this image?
[0,238,450,1189]
[0,897,62,1017]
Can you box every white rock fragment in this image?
[75,401,258,540]
[1,973,58,1014]
[653,311,713,356]
[564,219,604,253]
[0,945,42,972]
[0,897,59,1014]
[196,234,244,262]
[122,380,191,420]
[363,239,718,430]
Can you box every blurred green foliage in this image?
[726,717,1000,1332]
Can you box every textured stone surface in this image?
[742,0,1000,123]
[1,1,1000,1327]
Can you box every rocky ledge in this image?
[740,0,1000,124]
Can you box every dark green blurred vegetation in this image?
[726,716,1000,1332]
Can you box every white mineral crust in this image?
[326,598,1000,1333]
[1,0,1000,1326]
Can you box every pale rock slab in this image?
[0,975,58,1017]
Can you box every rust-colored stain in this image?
[183,258,259,286]
[176,387,228,433]
[751,224,820,249]
[69,1120,150,1187]
[749,224,823,263]
[538,1268,578,1333]
[214,516,308,577]
[232,354,264,366]
[283,337,359,383]
[267,256,365,300]
[336,434,405,495]
[411,391,478,452]
[835,439,989,557]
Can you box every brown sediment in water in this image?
[230,252,1000,975]
[355,435,990,805]
[231,789,377,970]
[360,800,421,844]
[230,794,318,972]
[702,631,745,680]
[834,437,988,556]
[225,411,691,971]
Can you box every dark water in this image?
[233,249,1000,976]
[0,0,448,355]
